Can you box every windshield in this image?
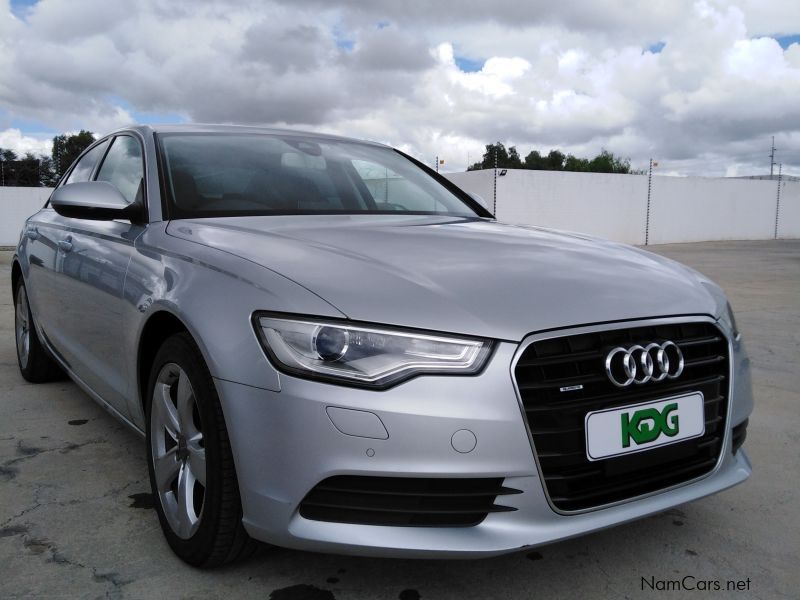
[158,133,479,218]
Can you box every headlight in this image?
[254,314,493,388]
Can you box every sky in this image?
[1,0,799,176]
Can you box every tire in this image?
[13,278,64,383]
[145,332,257,567]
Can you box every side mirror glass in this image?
[50,181,142,222]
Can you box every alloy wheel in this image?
[150,363,207,539]
[15,286,31,370]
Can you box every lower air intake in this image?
[299,476,521,527]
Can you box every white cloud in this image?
[0,0,798,175]
[0,128,52,157]
[438,43,531,99]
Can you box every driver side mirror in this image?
[50,181,143,222]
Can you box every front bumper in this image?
[216,328,753,558]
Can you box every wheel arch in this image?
[11,258,22,296]
[137,310,194,415]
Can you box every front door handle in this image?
[58,236,73,253]
[25,227,40,240]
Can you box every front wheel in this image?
[145,333,256,567]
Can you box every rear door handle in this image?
[25,227,40,240]
[58,236,73,253]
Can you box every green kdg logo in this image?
[621,403,680,447]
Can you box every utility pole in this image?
[769,136,777,177]
[645,158,655,245]
[774,163,783,239]
[493,145,498,214]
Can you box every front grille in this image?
[514,321,729,512]
[299,476,522,527]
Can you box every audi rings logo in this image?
[604,341,684,387]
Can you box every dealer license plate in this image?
[584,392,705,461]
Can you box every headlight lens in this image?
[255,315,493,388]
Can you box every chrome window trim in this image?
[508,314,734,516]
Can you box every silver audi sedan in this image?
[12,124,752,567]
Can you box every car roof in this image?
[111,123,390,148]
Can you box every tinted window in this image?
[63,140,109,185]
[96,136,144,204]
[159,133,478,218]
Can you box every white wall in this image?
[496,170,648,245]
[647,177,776,244]
[0,187,51,246]
[777,179,800,239]
[444,170,798,245]
[445,171,495,211]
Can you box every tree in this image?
[507,146,523,169]
[0,148,18,186]
[15,153,43,186]
[38,157,59,187]
[469,143,635,174]
[0,130,94,186]
[0,148,18,162]
[523,150,545,170]
[14,152,40,187]
[545,150,566,171]
[468,142,523,170]
[564,154,590,172]
[587,149,631,174]
[0,150,45,187]
[525,149,566,171]
[51,130,95,180]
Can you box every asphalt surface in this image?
[0,240,798,600]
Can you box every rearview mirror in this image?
[50,181,142,222]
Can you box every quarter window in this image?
[63,139,109,185]
[96,136,145,204]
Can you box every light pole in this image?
[645,158,658,245]
[774,163,783,239]
[493,145,498,214]
[769,136,777,177]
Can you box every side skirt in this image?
[37,326,145,438]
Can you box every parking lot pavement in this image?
[0,240,798,600]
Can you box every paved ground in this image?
[0,240,798,600]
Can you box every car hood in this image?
[166,215,722,341]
